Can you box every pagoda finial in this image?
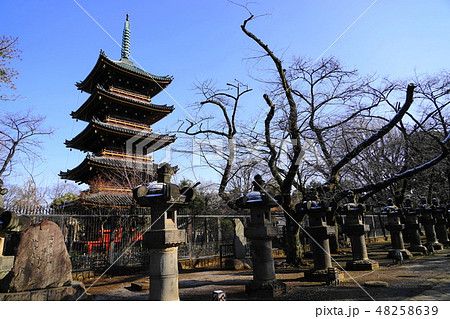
[121,13,131,60]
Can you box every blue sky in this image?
[1,0,450,192]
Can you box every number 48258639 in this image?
[376,305,438,316]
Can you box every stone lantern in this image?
[383,198,412,259]
[132,164,194,301]
[339,198,379,271]
[430,198,449,246]
[402,197,427,254]
[235,174,286,298]
[296,191,342,281]
[418,197,443,251]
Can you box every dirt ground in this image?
[80,242,450,301]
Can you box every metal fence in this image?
[6,211,238,272]
[25,214,151,271]
[3,205,390,272]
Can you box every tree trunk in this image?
[284,217,303,265]
[283,196,305,266]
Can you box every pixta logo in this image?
[126,133,171,172]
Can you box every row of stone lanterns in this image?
[132,168,450,300]
[382,196,450,258]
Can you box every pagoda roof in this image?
[76,51,173,96]
[80,192,134,208]
[71,85,174,124]
[58,192,142,210]
[59,154,157,184]
[65,118,175,153]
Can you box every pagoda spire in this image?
[121,13,131,61]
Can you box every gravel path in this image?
[81,243,450,301]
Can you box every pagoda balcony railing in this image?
[97,186,132,193]
[105,116,152,131]
[101,150,154,162]
[109,86,151,103]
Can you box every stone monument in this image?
[235,174,286,298]
[0,210,85,300]
[430,198,449,246]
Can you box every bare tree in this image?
[0,36,21,101]
[48,181,81,206]
[178,80,252,206]
[351,73,450,203]
[237,10,443,264]
[1,36,53,182]
[180,5,449,265]
[0,109,53,178]
[3,178,48,209]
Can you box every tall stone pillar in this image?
[430,198,449,246]
[383,199,412,259]
[0,179,7,214]
[402,198,427,254]
[235,175,285,298]
[418,197,444,251]
[133,164,194,301]
[339,200,379,270]
[233,218,247,259]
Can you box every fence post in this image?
[204,217,207,244]
[188,218,193,265]
[217,217,222,247]
[109,216,116,266]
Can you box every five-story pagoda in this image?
[60,14,175,209]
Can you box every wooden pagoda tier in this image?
[76,50,173,98]
[59,154,157,185]
[71,84,174,126]
[64,118,176,154]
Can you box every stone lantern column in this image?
[133,164,193,301]
[296,191,341,282]
[144,203,184,301]
[418,197,444,251]
[339,201,379,271]
[430,198,449,246]
[402,198,427,254]
[383,199,412,259]
[235,175,286,298]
